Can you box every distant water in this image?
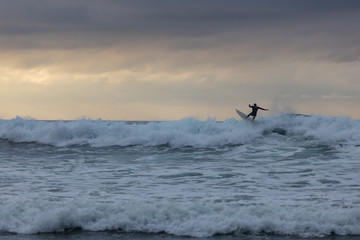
[0,115,359,240]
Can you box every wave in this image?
[0,115,359,147]
[0,199,359,237]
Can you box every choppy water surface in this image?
[0,115,359,238]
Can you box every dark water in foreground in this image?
[1,231,360,240]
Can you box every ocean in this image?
[0,114,359,240]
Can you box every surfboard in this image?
[235,109,250,121]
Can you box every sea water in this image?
[0,115,359,240]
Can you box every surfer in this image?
[247,103,268,120]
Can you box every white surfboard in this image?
[235,109,251,121]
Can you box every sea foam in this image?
[0,199,359,237]
[0,115,359,148]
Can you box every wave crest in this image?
[0,115,359,147]
[1,199,359,237]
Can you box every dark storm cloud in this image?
[0,1,88,33]
[1,0,360,36]
[1,0,360,62]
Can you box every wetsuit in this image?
[247,104,267,120]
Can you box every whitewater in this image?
[0,114,359,240]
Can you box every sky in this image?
[0,0,360,121]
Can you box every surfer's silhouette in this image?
[247,103,268,120]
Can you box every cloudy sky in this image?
[1,0,359,120]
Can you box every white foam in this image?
[0,115,359,148]
[0,199,359,237]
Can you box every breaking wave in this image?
[1,199,359,237]
[0,114,359,148]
